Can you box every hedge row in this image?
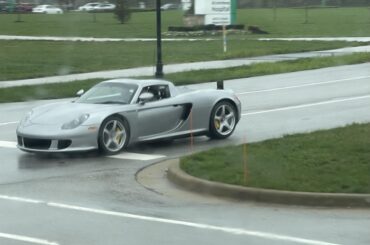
[168,24,245,32]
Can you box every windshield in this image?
[76,82,137,104]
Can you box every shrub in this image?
[114,0,131,24]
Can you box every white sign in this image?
[205,14,230,26]
[181,0,192,11]
[195,0,231,25]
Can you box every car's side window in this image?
[138,85,171,103]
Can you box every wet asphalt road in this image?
[0,64,369,245]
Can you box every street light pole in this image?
[155,0,164,78]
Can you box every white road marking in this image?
[0,194,340,245]
[0,232,59,245]
[0,121,19,126]
[259,37,370,43]
[0,141,17,148]
[242,94,370,116]
[0,195,43,204]
[47,202,339,245]
[108,152,165,161]
[236,76,370,95]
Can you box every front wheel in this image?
[209,101,237,139]
[98,116,129,155]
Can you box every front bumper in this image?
[16,124,99,153]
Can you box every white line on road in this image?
[0,121,19,127]
[259,37,370,43]
[242,94,370,116]
[0,141,17,148]
[0,232,59,245]
[236,76,370,95]
[0,195,43,204]
[0,193,339,245]
[108,152,165,161]
[46,202,339,245]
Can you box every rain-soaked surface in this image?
[0,63,369,245]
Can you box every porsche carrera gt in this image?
[16,79,241,154]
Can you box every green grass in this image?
[181,123,370,194]
[1,7,369,81]
[238,7,370,37]
[0,79,101,103]
[0,39,363,81]
[1,8,370,38]
[1,52,369,103]
[164,52,370,85]
[0,11,182,38]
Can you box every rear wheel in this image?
[98,116,129,155]
[209,101,237,139]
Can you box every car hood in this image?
[28,101,115,125]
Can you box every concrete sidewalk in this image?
[1,45,370,89]
[260,37,370,42]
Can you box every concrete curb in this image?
[166,159,370,208]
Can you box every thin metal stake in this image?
[243,139,248,185]
[223,25,227,53]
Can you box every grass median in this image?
[1,7,370,81]
[180,123,370,194]
[1,52,369,103]
[1,8,370,38]
[165,52,370,85]
[0,40,360,81]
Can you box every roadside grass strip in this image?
[0,194,339,245]
[0,39,363,82]
[1,52,370,103]
[181,123,370,194]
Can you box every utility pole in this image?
[155,0,164,78]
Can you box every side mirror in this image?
[76,89,84,97]
[138,92,154,105]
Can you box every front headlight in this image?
[19,110,33,127]
[61,114,90,130]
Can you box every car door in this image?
[136,85,186,139]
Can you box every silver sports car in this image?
[16,79,241,154]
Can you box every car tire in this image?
[208,101,237,139]
[98,116,129,155]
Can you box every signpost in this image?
[194,0,237,53]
